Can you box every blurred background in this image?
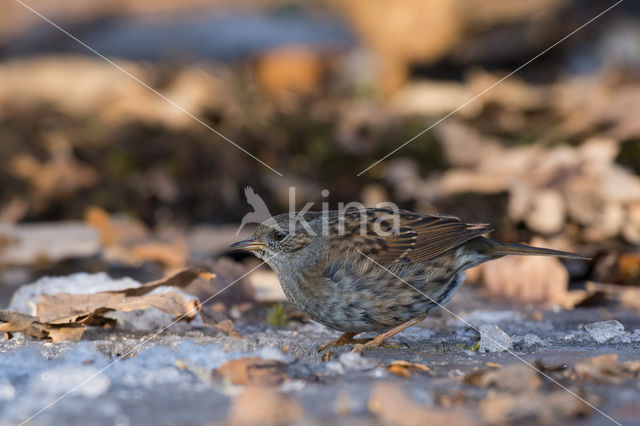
[1,0,640,310]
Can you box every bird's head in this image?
[231,212,327,274]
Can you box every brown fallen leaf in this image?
[36,268,210,324]
[38,291,200,325]
[0,310,84,342]
[33,322,85,342]
[84,206,149,247]
[574,354,639,384]
[228,386,303,426]
[388,364,412,378]
[0,310,43,338]
[480,391,591,424]
[215,357,288,386]
[464,364,541,393]
[369,382,478,426]
[10,141,98,210]
[582,281,640,310]
[211,319,241,338]
[200,309,242,338]
[388,360,431,378]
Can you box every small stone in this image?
[584,320,625,344]
[523,334,547,349]
[479,324,513,353]
[448,369,464,377]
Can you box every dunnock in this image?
[232,209,586,356]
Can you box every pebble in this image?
[479,324,513,353]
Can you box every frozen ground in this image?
[1,300,639,425]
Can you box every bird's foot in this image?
[317,332,363,353]
[318,332,369,361]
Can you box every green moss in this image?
[266,303,290,327]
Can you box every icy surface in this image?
[478,324,513,353]
[0,301,638,425]
[6,272,203,329]
[584,320,625,343]
[326,352,379,374]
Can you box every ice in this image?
[0,379,15,401]
[584,320,625,344]
[0,337,280,424]
[523,333,547,348]
[255,346,294,364]
[479,324,513,353]
[6,272,203,330]
[326,352,379,374]
[513,333,548,349]
[32,366,111,398]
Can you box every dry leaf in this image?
[574,354,639,384]
[215,357,288,386]
[0,310,43,338]
[388,364,412,378]
[33,323,85,342]
[0,310,84,342]
[228,386,303,426]
[369,382,478,426]
[388,360,431,377]
[127,238,188,268]
[480,391,591,424]
[464,364,541,393]
[200,310,242,338]
[575,281,640,310]
[10,143,98,208]
[84,206,149,247]
[36,268,208,324]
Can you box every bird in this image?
[231,208,587,358]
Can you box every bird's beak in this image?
[230,237,266,251]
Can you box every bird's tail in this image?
[488,241,589,260]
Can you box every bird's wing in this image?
[329,209,493,266]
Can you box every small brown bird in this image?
[232,208,587,356]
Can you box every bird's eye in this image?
[272,230,286,241]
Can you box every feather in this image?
[329,209,493,266]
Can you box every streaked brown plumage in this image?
[232,208,587,355]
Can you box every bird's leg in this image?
[319,332,375,361]
[352,314,427,354]
[318,332,363,353]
